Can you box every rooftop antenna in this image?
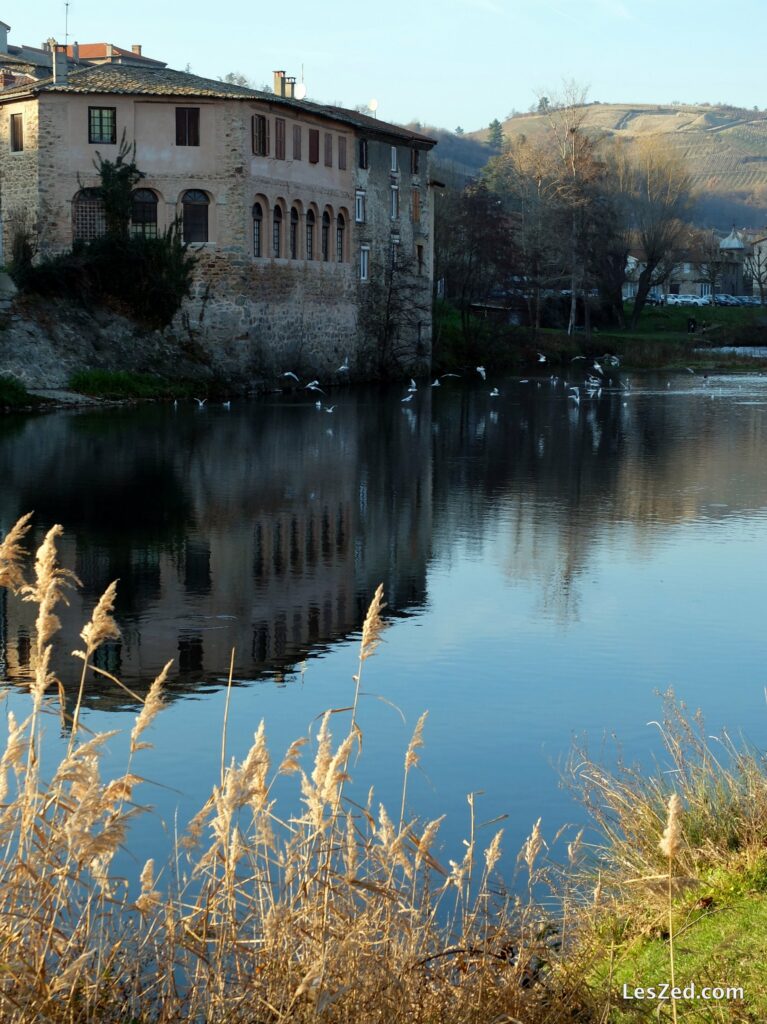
[64,2,70,45]
[294,62,307,100]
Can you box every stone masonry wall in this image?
[177,249,360,379]
[0,98,40,262]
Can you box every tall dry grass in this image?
[0,517,586,1024]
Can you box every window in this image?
[309,129,319,164]
[131,188,158,238]
[338,136,347,170]
[272,206,282,257]
[290,207,299,259]
[390,236,400,270]
[324,132,333,167]
[9,113,23,152]
[182,189,209,243]
[275,118,286,160]
[88,107,116,145]
[321,211,330,261]
[336,213,345,263]
[252,114,269,156]
[411,188,421,223]
[253,202,263,257]
[390,146,398,172]
[411,148,420,174]
[355,190,366,224]
[359,245,370,282]
[175,107,200,146]
[416,243,425,275]
[306,209,315,259]
[358,138,368,169]
[73,188,106,241]
[293,124,302,160]
[390,184,399,220]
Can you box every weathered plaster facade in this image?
[0,52,437,378]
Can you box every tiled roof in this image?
[0,63,436,145]
[63,43,166,67]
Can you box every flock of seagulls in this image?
[176,352,631,416]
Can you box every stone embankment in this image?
[0,272,260,396]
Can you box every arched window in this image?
[131,188,158,238]
[290,207,299,260]
[272,207,282,257]
[253,202,263,257]
[336,213,345,263]
[182,189,209,243]
[306,210,315,260]
[72,188,105,242]
[321,211,330,262]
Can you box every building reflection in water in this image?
[0,388,432,706]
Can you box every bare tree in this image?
[358,250,431,376]
[433,179,517,339]
[690,228,724,301]
[745,237,767,303]
[627,140,693,328]
[542,83,598,334]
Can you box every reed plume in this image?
[0,512,32,593]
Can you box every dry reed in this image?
[0,516,572,1024]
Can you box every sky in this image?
[15,1,767,131]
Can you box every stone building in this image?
[0,28,437,377]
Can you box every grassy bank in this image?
[0,374,40,410]
[68,369,222,401]
[0,515,763,1022]
[435,302,767,373]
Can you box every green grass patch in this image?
[0,374,38,410]
[597,890,767,1020]
[68,370,200,401]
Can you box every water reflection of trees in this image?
[429,380,767,620]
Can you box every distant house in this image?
[622,228,753,301]
[0,27,437,374]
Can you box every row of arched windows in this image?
[73,187,210,243]
[252,199,348,262]
[72,188,350,260]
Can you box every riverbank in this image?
[0,514,763,1022]
[435,303,767,375]
[4,296,767,412]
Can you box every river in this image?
[1,371,766,871]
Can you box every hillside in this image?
[468,103,767,228]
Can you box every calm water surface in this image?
[1,372,767,871]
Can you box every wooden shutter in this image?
[309,129,319,164]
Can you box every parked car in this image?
[713,294,738,306]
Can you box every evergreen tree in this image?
[488,118,504,149]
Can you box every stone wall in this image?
[0,98,40,261]
[178,249,361,378]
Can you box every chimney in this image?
[273,69,285,96]
[284,76,296,99]
[106,43,114,59]
[131,44,142,55]
[47,38,68,84]
[72,40,79,62]
[1,69,15,87]
[0,21,10,55]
